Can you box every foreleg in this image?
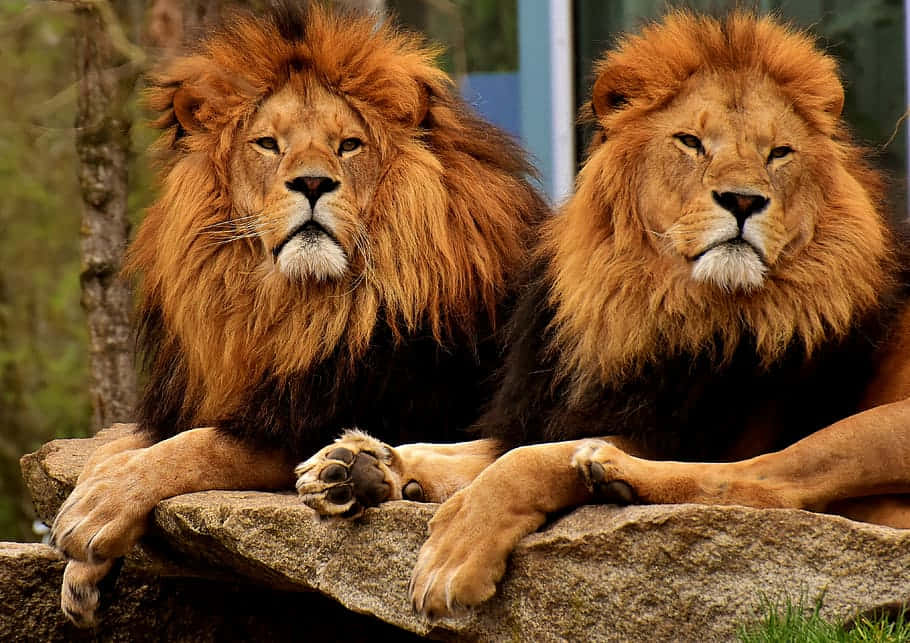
[52,427,294,626]
[574,397,910,520]
[296,430,501,518]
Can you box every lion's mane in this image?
[128,4,545,454]
[478,12,905,458]
[548,12,896,391]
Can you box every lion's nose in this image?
[286,175,339,209]
[712,191,769,230]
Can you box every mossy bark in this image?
[74,1,139,431]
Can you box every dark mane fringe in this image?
[270,0,310,43]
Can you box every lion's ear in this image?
[172,85,206,134]
[823,87,844,120]
[411,81,433,129]
[170,72,242,135]
[591,65,641,119]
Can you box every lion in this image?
[49,3,545,626]
[298,12,910,618]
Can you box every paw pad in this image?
[573,441,638,504]
[403,480,424,501]
[320,463,348,483]
[326,447,355,464]
[296,436,396,518]
[326,484,353,504]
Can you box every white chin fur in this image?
[691,244,766,292]
[277,235,348,281]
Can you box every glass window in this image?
[389,1,906,209]
[390,0,521,139]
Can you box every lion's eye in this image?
[674,133,704,153]
[768,145,793,161]
[255,137,279,151]
[338,138,362,155]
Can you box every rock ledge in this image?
[16,429,910,640]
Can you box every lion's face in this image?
[635,71,820,292]
[230,78,380,281]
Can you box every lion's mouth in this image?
[691,237,767,265]
[272,220,341,258]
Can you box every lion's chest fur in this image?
[572,333,882,460]
[138,305,504,459]
[483,265,908,462]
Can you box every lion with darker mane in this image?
[51,3,545,626]
[300,12,910,617]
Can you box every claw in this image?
[598,479,636,504]
[573,441,639,504]
[403,480,424,501]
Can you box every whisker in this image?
[199,214,286,246]
[199,203,301,237]
[198,214,262,233]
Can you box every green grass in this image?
[737,594,910,643]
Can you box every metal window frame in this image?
[519,0,574,204]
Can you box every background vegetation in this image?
[1,0,94,541]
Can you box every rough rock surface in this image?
[17,429,910,641]
[0,542,414,642]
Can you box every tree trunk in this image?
[74,0,139,431]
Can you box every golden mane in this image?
[544,11,896,396]
[127,4,541,422]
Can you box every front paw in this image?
[409,489,509,618]
[572,440,637,504]
[296,430,422,518]
[60,559,115,628]
[51,449,155,564]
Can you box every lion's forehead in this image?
[247,82,366,145]
[661,72,809,150]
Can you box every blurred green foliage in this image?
[0,0,153,541]
[390,0,517,74]
[0,0,88,541]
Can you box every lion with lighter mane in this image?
[51,3,544,626]
[301,12,910,618]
